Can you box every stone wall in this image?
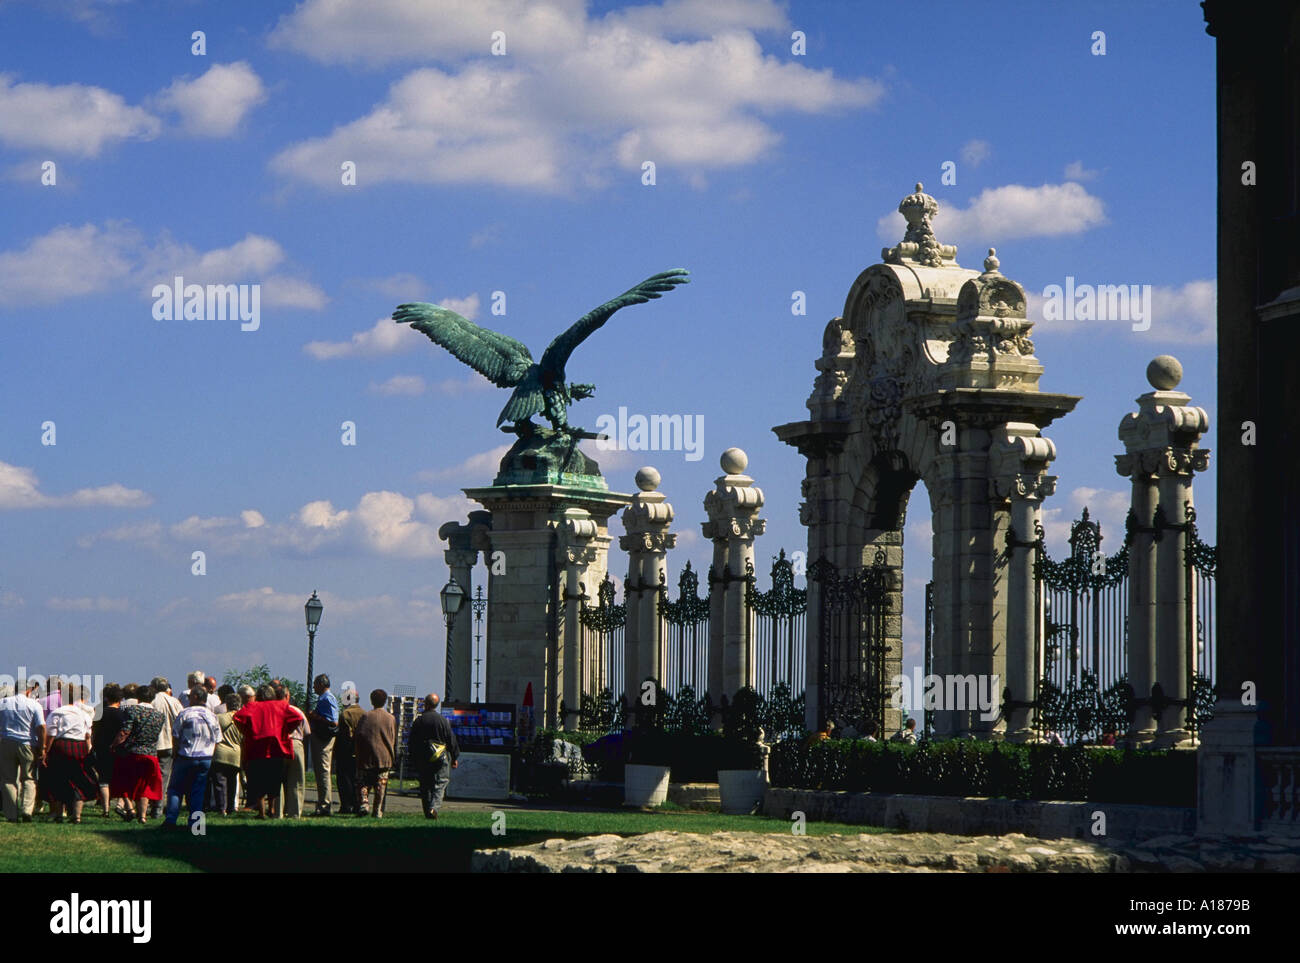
[763,787,1194,842]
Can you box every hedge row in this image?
[768,738,1196,807]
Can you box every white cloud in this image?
[423,445,512,481]
[156,62,266,137]
[46,596,131,613]
[304,317,421,360]
[1064,160,1099,182]
[960,139,991,167]
[306,294,477,359]
[200,585,438,640]
[366,273,428,301]
[0,461,151,510]
[81,488,475,560]
[370,374,427,396]
[0,222,140,304]
[878,182,1107,245]
[270,1,881,190]
[437,293,480,319]
[262,275,329,309]
[0,223,324,309]
[0,74,160,156]
[0,590,24,609]
[1040,487,1130,557]
[1027,279,1216,344]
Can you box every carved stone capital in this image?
[618,531,677,555]
[991,472,1058,502]
[702,515,767,543]
[989,422,1057,493]
[443,548,479,569]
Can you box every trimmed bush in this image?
[768,738,1196,807]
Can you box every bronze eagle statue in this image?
[393,269,689,435]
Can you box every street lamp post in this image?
[440,578,467,704]
[304,590,323,714]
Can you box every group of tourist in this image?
[0,671,460,828]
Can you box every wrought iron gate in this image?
[1185,504,1217,735]
[658,560,710,695]
[809,552,891,738]
[1033,508,1131,743]
[746,549,807,701]
[579,573,625,702]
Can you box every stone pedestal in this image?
[702,448,765,711]
[619,467,676,711]
[990,424,1058,743]
[1116,356,1209,749]
[466,473,629,729]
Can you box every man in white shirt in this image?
[162,687,221,829]
[150,677,183,819]
[0,681,46,822]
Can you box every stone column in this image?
[619,467,676,710]
[1117,356,1210,750]
[465,485,628,730]
[990,423,1058,743]
[1116,455,1159,746]
[702,448,765,710]
[556,508,598,730]
[438,510,491,703]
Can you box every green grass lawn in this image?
[0,807,890,873]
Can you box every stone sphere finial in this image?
[634,466,661,492]
[1146,355,1183,391]
[984,247,1000,273]
[720,447,748,474]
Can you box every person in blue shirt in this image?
[307,674,339,816]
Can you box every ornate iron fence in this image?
[658,560,710,696]
[579,573,625,703]
[809,552,891,739]
[1185,504,1217,735]
[1032,508,1131,744]
[1028,504,1218,744]
[745,549,807,702]
[923,580,935,738]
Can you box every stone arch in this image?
[775,184,1082,739]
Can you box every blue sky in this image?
[0,0,1216,698]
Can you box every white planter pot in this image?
[623,764,671,807]
[718,769,766,815]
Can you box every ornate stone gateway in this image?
[775,184,1081,739]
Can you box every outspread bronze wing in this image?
[393,302,533,388]
[538,269,689,375]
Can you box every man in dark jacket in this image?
[408,693,459,819]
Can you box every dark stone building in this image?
[1198,0,1300,834]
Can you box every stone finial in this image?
[983,248,1000,274]
[621,467,675,556]
[899,182,940,243]
[1146,355,1183,391]
[720,447,748,475]
[882,182,958,267]
[703,448,764,542]
[635,466,661,492]
[1116,358,1210,478]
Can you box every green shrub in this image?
[768,738,1196,806]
